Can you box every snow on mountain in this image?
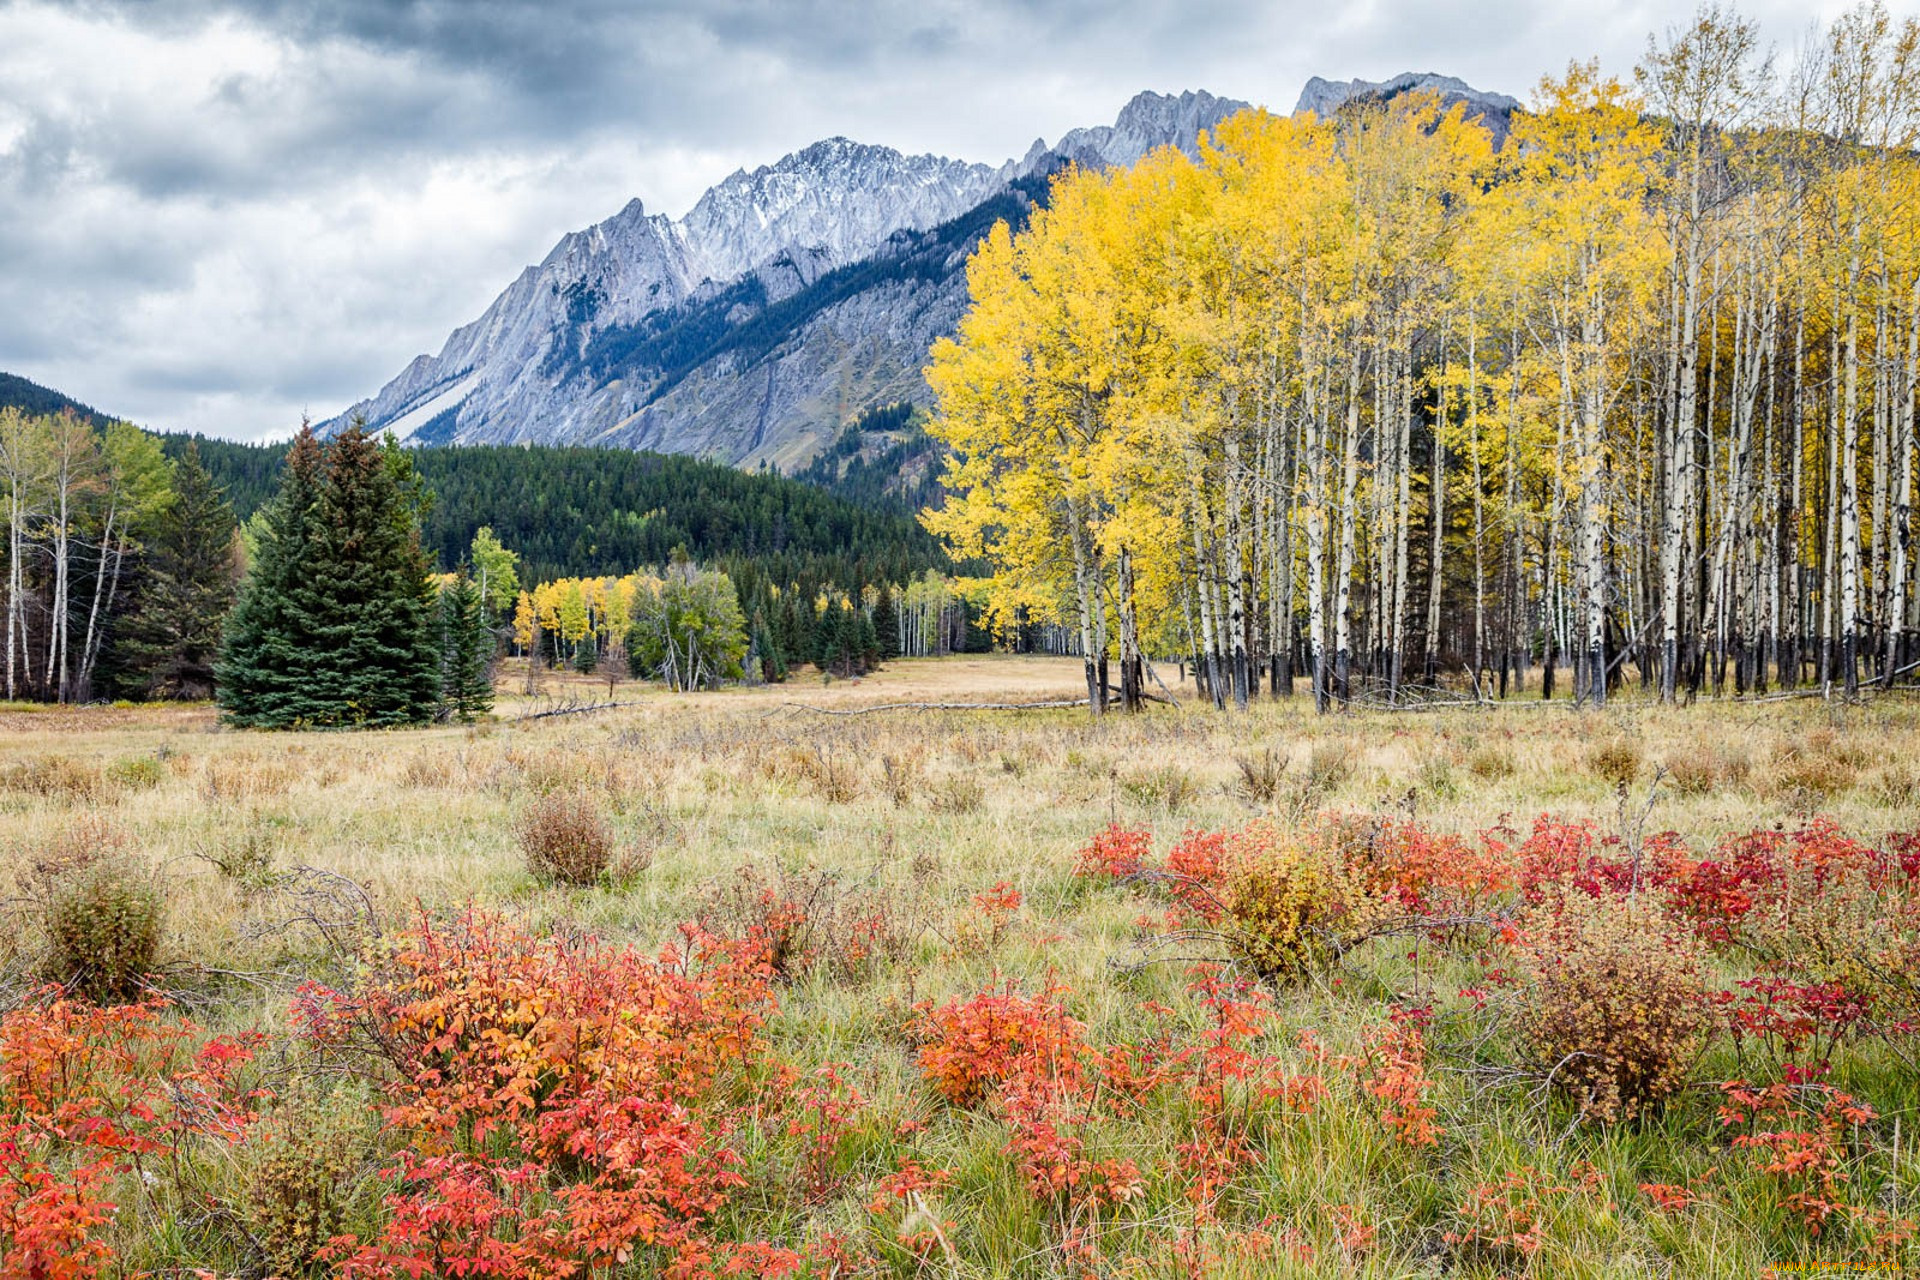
[679,138,1004,285]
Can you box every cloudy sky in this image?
[0,0,1883,441]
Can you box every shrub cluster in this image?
[1516,894,1715,1122]
[28,817,164,1003]
[512,788,617,885]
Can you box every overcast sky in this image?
[0,0,1885,441]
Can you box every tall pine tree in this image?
[216,425,325,726]
[871,587,900,660]
[438,570,493,723]
[302,423,440,726]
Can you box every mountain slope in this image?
[0,371,113,426]
[325,139,1007,455]
[1294,72,1520,139]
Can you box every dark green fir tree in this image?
[217,419,441,728]
[871,586,900,661]
[302,422,441,726]
[438,570,493,723]
[215,424,325,726]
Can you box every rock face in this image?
[323,140,1004,457]
[323,78,1506,468]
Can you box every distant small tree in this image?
[594,642,625,700]
[574,628,599,675]
[468,526,520,618]
[627,563,748,691]
[438,570,493,723]
[871,587,901,660]
[748,607,786,683]
[815,604,851,676]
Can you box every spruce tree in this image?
[216,425,325,726]
[871,587,900,660]
[113,442,239,699]
[749,607,786,682]
[438,570,493,722]
[218,420,441,728]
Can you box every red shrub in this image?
[1731,975,1871,1065]
[915,981,1085,1109]
[1357,1017,1441,1148]
[1075,824,1153,880]
[1167,828,1228,884]
[1718,1075,1878,1235]
[314,909,782,1277]
[1659,835,1780,943]
[0,993,263,1280]
[1445,1167,1571,1264]
[784,1064,861,1205]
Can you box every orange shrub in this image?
[310,909,784,1277]
[915,981,1085,1109]
[1718,1074,1882,1236]
[1358,1015,1441,1147]
[1445,1166,1572,1266]
[0,994,263,1279]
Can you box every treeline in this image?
[0,408,238,703]
[0,371,111,427]
[515,564,984,691]
[930,2,1920,712]
[172,436,952,590]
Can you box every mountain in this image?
[322,80,1504,477]
[321,89,1252,469]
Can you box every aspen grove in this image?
[927,5,1920,713]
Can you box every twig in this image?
[514,698,629,722]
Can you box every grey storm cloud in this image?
[0,0,1888,440]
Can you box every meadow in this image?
[2,656,1918,1278]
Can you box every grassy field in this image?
[2,656,1918,1277]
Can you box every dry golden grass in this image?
[4,658,1920,1276]
[2,656,1915,981]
